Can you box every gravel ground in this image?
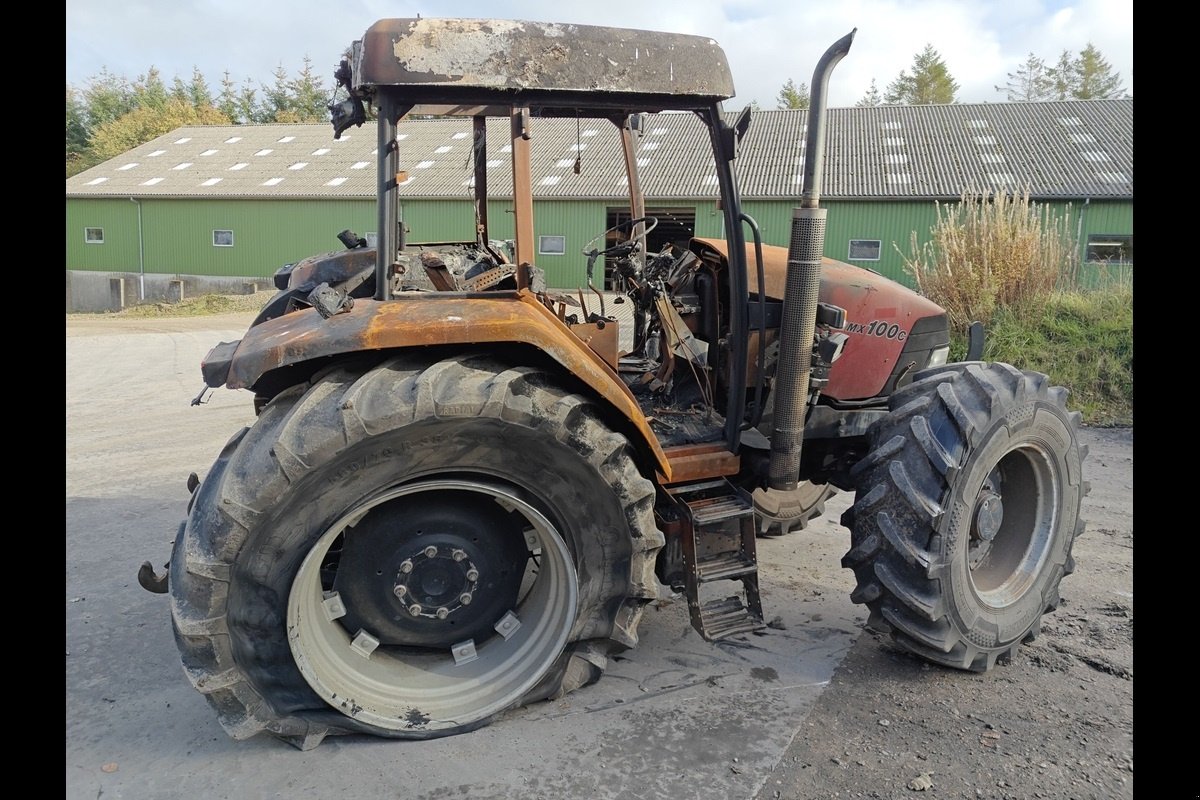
[760,427,1133,800]
[66,304,1132,800]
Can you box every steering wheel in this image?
[581,216,659,257]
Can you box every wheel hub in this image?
[332,490,529,647]
[968,476,1003,569]
[391,544,480,620]
[973,492,1004,542]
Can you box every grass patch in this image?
[950,285,1132,426]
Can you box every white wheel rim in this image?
[967,443,1060,609]
[287,479,577,732]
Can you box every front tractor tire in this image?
[753,481,838,536]
[841,362,1086,672]
[168,353,663,747]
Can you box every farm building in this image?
[66,98,1132,305]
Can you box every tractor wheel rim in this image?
[966,443,1059,609]
[287,478,577,732]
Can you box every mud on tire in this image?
[840,362,1087,672]
[168,353,663,747]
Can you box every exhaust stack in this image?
[767,28,856,491]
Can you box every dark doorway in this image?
[603,207,696,289]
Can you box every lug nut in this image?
[408,603,423,617]
[451,549,468,562]
[465,568,480,582]
[399,559,414,574]
[459,593,473,606]
[423,545,439,558]
[393,585,407,598]
[436,607,450,619]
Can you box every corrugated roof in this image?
[66,99,1132,201]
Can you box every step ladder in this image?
[671,479,765,640]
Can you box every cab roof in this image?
[351,18,735,113]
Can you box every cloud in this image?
[66,0,1132,107]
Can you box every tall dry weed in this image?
[899,190,1079,329]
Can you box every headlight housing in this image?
[927,345,951,368]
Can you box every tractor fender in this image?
[210,290,672,479]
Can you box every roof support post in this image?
[472,115,490,249]
[510,105,534,288]
[620,116,648,274]
[375,93,401,301]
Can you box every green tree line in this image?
[994,44,1126,101]
[66,58,330,177]
[773,42,1125,109]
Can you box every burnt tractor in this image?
[140,19,1086,749]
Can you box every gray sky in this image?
[66,0,1133,109]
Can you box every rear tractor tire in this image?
[841,362,1087,672]
[168,353,663,747]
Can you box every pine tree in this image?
[170,75,191,105]
[776,78,810,110]
[217,71,240,122]
[1047,50,1076,101]
[188,67,214,108]
[131,66,169,110]
[1074,43,1124,99]
[261,63,293,122]
[885,44,959,105]
[996,53,1054,101]
[238,79,262,124]
[66,85,91,175]
[856,79,882,107]
[289,56,329,122]
[83,67,135,130]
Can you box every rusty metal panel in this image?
[661,443,741,484]
[356,18,734,100]
[224,290,670,477]
[569,321,619,369]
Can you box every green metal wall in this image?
[395,198,611,288]
[68,198,377,278]
[66,200,142,272]
[742,199,1133,289]
[1073,201,1134,288]
[67,195,1131,290]
[740,200,937,285]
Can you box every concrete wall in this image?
[66,271,266,313]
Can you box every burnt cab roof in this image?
[351,18,736,113]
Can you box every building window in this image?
[848,239,881,261]
[213,230,234,247]
[85,227,104,244]
[538,235,566,255]
[1085,234,1133,264]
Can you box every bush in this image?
[899,190,1078,330]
